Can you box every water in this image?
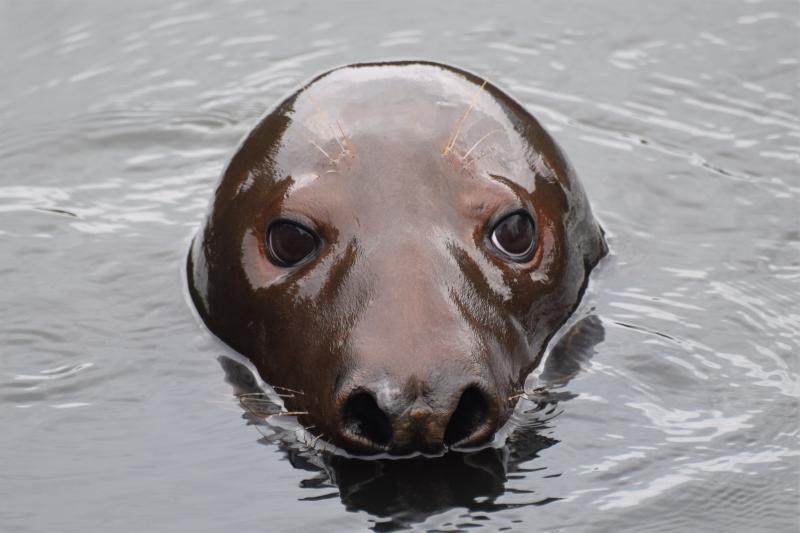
[1,1,798,531]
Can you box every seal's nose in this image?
[338,381,497,455]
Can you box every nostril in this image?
[342,390,393,447]
[443,385,490,447]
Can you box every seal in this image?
[188,60,607,455]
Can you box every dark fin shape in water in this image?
[539,315,605,386]
[217,354,263,396]
[218,355,285,419]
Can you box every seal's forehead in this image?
[289,63,519,140]
[242,62,568,194]
[303,63,490,105]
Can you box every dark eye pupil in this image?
[268,222,317,266]
[492,212,535,259]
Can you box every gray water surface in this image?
[1,1,798,532]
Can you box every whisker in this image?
[298,130,334,162]
[240,397,282,405]
[467,145,497,164]
[273,386,306,395]
[329,125,347,153]
[335,121,348,145]
[310,433,325,448]
[207,398,244,406]
[309,138,334,161]
[443,80,487,156]
[274,410,308,417]
[207,402,249,414]
[306,92,350,156]
[264,411,308,420]
[239,400,269,425]
[236,392,267,397]
[462,129,499,162]
[238,393,287,405]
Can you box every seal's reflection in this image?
[218,315,603,529]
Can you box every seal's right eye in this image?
[267,220,318,267]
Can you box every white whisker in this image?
[443,80,487,155]
[462,129,499,162]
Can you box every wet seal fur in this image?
[188,60,607,456]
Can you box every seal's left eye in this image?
[490,211,536,262]
[267,221,318,267]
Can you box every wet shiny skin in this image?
[3,2,796,529]
[188,61,606,454]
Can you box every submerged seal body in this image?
[188,61,607,455]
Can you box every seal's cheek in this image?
[528,216,564,286]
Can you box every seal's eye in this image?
[490,211,536,262]
[267,220,318,267]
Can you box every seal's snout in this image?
[341,389,394,451]
[338,381,498,455]
[444,385,493,447]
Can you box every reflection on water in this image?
[0,0,798,531]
